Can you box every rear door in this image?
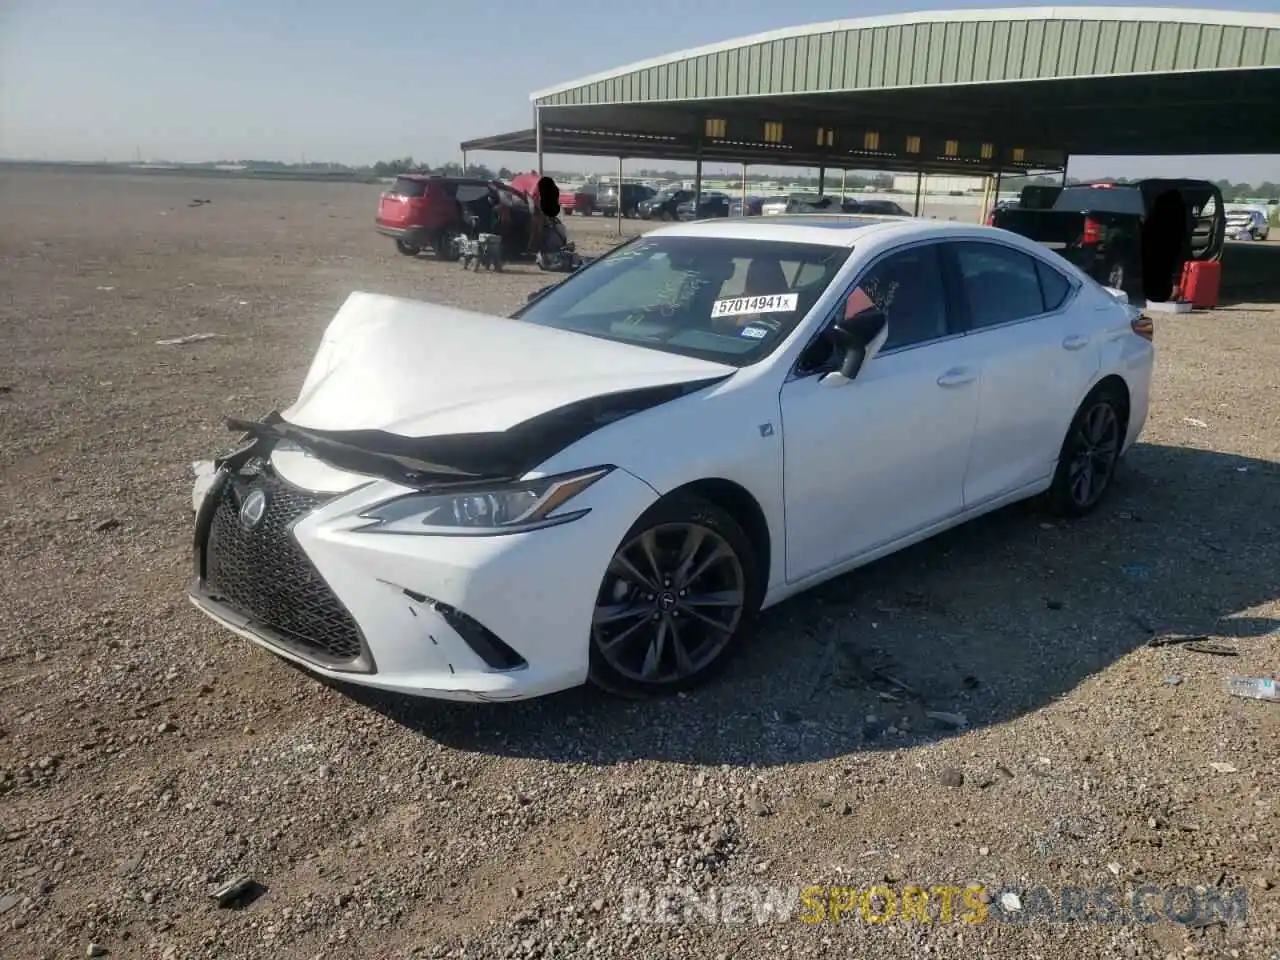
[947,239,1100,508]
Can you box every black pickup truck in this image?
[991,179,1226,303]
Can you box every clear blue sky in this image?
[2,0,1276,181]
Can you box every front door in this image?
[949,240,1101,507]
[779,243,982,581]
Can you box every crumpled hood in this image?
[283,291,734,437]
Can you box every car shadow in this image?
[341,442,1279,767]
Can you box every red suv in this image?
[375,175,533,260]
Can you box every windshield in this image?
[513,235,852,366]
[1052,186,1145,216]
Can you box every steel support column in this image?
[617,156,624,236]
[534,107,544,175]
[694,136,703,207]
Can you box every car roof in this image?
[644,215,1055,250]
[644,214,925,247]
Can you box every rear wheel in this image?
[395,239,420,256]
[588,495,761,698]
[1046,387,1126,517]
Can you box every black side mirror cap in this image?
[829,308,887,381]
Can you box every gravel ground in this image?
[1,172,1277,960]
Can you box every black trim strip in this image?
[226,376,728,490]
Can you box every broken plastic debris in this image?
[211,875,255,907]
[1182,417,1208,428]
[1226,676,1277,701]
[1208,762,1238,773]
[924,710,969,729]
[156,333,218,346]
[95,285,115,292]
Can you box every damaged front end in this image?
[187,375,726,680]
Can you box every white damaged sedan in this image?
[189,216,1154,702]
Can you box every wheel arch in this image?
[667,478,774,591]
[1083,373,1131,435]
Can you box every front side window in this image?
[851,244,949,351]
[953,241,1049,328]
[513,235,852,366]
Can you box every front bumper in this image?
[190,451,658,701]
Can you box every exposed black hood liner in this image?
[224,376,728,489]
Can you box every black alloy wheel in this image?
[1047,388,1125,517]
[589,496,760,696]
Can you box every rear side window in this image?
[953,242,1047,328]
[1052,186,1144,215]
[1035,258,1073,311]
[388,177,427,198]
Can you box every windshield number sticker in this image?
[739,325,769,340]
[711,293,799,319]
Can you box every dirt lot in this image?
[1,172,1277,960]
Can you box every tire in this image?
[660,209,673,222]
[394,239,420,256]
[1045,386,1127,518]
[588,494,762,698]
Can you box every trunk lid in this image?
[377,176,432,228]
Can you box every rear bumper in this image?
[374,222,433,246]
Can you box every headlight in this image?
[356,466,612,535]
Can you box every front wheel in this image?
[588,495,761,698]
[395,239,420,256]
[1046,388,1126,517]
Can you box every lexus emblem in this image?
[239,489,268,531]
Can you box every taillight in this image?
[1131,313,1153,341]
[1082,217,1102,245]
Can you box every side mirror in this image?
[820,308,888,388]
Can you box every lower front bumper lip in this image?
[189,581,378,674]
[188,590,537,703]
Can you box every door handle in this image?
[936,367,976,388]
[1062,334,1091,350]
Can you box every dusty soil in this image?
[0,172,1277,960]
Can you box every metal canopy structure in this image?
[462,7,1280,172]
